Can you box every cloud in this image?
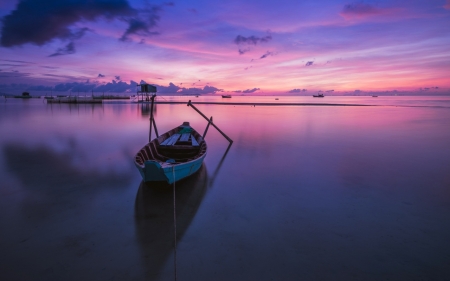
[119,4,171,41]
[234,35,272,45]
[239,48,250,55]
[115,75,121,81]
[98,74,105,78]
[0,0,134,47]
[288,89,307,93]
[153,82,222,95]
[95,80,138,92]
[340,2,384,19]
[260,51,273,59]
[48,42,75,57]
[445,0,450,9]
[234,34,272,55]
[242,88,260,93]
[305,61,314,66]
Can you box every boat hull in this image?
[136,154,206,184]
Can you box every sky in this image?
[0,0,449,95]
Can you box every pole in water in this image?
[187,100,233,144]
[203,116,212,139]
[148,95,158,142]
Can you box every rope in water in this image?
[172,166,177,281]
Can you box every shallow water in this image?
[1,97,450,280]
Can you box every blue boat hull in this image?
[136,154,206,184]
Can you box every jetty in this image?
[93,95,130,100]
[46,97,102,104]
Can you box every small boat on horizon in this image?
[134,122,207,184]
[313,93,324,97]
[372,95,378,97]
[222,94,232,98]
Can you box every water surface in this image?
[1,96,450,280]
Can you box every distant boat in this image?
[222,95,232,98]
[14,92,33,99]
[372,95,378,97]
[313,93,324,97]
[275,98,279,100]
[135,122,207,184]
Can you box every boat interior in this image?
[135,126,207,166]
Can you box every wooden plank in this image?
[180,133,190,142]
[191,137,199,146]
[167,134,181,145]
[160,134,180,146]
[160,136,172,146]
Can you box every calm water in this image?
[1,96,450,280]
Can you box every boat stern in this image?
[136,160,169,182]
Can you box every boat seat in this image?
[191,137,199,146]
[160,133,181,146]
[179,133,190,142]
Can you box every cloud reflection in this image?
[3,142,133,220]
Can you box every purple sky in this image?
[0,0,449,95]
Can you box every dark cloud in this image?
[48,42,75,57]
[26,85,55,91]
[156,82,222,94]
[234,35,272,45]
[242,88,260,93]
[120,5,163,41]
[98,74,105,78]
[115,76,121,81]
[95,80,138,92]
[239,48,250,55]
[288,89,307,93]
[49,80,139,92]
[305,61,314,66]
[0,0,134,47]
[0,59,35,64]
[234,34,272,55]
[260,51,273,59]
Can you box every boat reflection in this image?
[134,164,208,280]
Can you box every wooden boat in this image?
[313,93,324,97]
[134,122,207,184]
[222,94,232,98]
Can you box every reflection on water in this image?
[135,165,208,280]
[138,102,157,117]
[1,97,450,280]
[3,142,132,220]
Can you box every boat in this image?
[134,122,207,184]
[372,95,378,97]
[313,93,324,97]
[222,95,232,98]
[14,92,33,99]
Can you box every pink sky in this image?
[0,0,449,95]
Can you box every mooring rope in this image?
[172,166,177,281]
